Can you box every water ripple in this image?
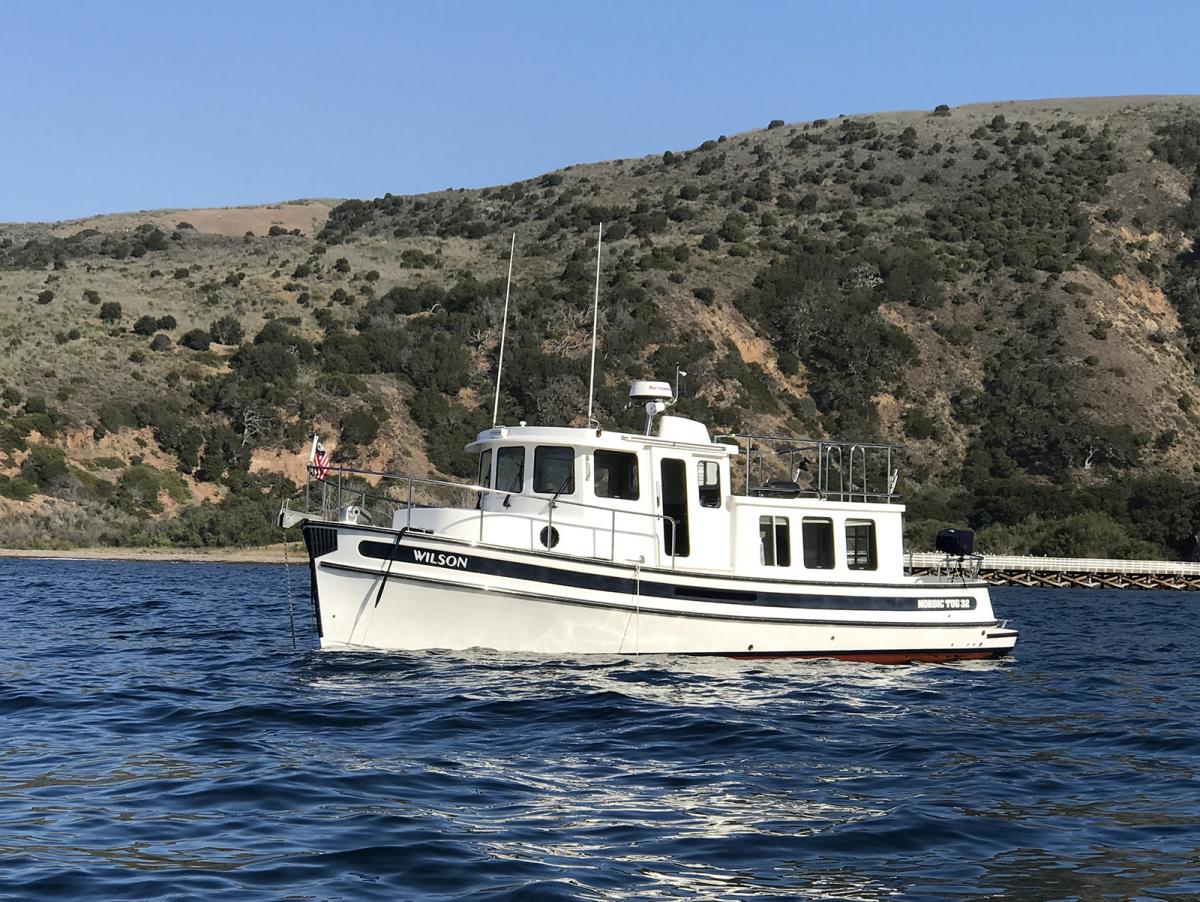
[1,559,1199,898]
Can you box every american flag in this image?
[308,436,331,480]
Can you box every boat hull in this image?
[301,522,1016,662]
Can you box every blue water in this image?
[1,560,1198,900]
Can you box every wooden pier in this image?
[906,552,1200,590]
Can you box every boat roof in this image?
[465,416,739,456]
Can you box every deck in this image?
[907,552,1200,590]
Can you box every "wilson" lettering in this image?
[412,549,470,570]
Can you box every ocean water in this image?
[1,559,1198,900]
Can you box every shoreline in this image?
[0,544,293,565]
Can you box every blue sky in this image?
[2,1,1198,222]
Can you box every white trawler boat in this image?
[279,381,1017,662]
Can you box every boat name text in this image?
[916,598,973,610]
[412,549,470,570]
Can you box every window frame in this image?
[533,445,576,496]
[495,446,526,494]
[759,515,791,567]
[477,448,493,488]
[845,519,878,571]
[801,517,835,570]
[593,449,640,501]
[697,459,722,508]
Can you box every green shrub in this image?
[209,315,244,345]
[99,301,123,322]
[98,401,137,433]
[340,408,381,445]
[21,445,68,486]
[905,408,941,440]
[230,342,298,383]
[165,473,296,546]
[0,475,36,501]
[132,315,159,336]
[181,329,211,351]
[718,213,747,243]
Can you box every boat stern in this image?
[982,623,1019,657]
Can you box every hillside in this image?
[3,96,1200,557]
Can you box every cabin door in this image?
[657,457,690,561]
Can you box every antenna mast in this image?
[491,232,516,427]
[586,222,603,426]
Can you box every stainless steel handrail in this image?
[297,465,682,568]
[717,433,901,503]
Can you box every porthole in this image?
[539,526,560,549]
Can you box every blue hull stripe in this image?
[357,539,975,613]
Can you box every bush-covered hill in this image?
[4,96,1200,557]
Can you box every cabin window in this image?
[477,449,493,488]
[534,445,575,495]
[594,450,639,500]
[759,516,791,566]
[802,518,835,569]
[846,520,877,570]
[697,460,721,508]
[496,446,525,493]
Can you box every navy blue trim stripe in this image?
[356,540,976,613]
[320,560,998,628]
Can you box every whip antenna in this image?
[492,232,516,427]
[586,222,603,426]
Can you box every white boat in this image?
[278,380,1017,662]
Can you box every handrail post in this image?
[406,478,413,530]
[746,437,753,494]
[611,509,616,562]
[669,514,677,569]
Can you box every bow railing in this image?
[288,465,682,567]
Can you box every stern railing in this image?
[716,434,901,503]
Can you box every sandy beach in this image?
[0,545,294,565]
